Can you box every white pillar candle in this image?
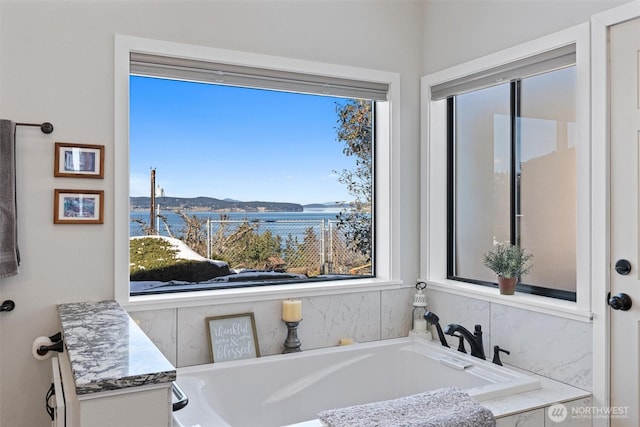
[282,299,302,322]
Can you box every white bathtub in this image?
[172,337,540,427]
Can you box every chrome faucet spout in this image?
[443,323,486,360]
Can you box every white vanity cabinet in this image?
[54,300,176,427]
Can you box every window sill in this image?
[120,277,404,312]
[422,278,593,323]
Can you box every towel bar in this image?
[15,122,54,134]
[172,382,189,412]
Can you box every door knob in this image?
[608,293,632,311]
[615,259,632,275]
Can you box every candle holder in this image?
[282,320,302,353]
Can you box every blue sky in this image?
[129,76,358,205]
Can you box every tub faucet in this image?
[443,324,486,360]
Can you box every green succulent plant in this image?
[482,243,533,279]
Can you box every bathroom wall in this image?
[0,2,422,426]
[420,0,626,394]
[421,0,626,75]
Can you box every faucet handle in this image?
[453,334,467,353]
[492,345,510,366]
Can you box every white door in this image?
[610,16,640,427]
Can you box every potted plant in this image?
[482,243,533,295]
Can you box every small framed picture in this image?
[206,313,260,363]
[54,189,104,224]
[54,142,104,178]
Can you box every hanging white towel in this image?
[0,119,19,278]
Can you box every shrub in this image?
[130,237,230,282]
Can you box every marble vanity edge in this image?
[73,370,177,395]
[58,300,176,395]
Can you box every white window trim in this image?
[420,23,592,322]
[114,35,402,310]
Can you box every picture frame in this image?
[54,142,104,178]
[206,313,260,363]
[54,189,104,224]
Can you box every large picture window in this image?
[447,64,577,300]
[125,51,391,296]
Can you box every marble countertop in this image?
[58,300,176,395]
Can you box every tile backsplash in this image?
[426,289,592,391]
[130,287,414,367]
[130,286,592,392]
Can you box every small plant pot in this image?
[497,276,517,295]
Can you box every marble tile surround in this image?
[426,289,593,391]
[559,397,595,427]
[129,287,415,367]
[130,308,177,366]
[130,286,592,393]
[496,408,544,427]
[491,305,592,391]
[494,397,594,427]
[424,291,492,355]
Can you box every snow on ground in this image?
[130,235,228,267]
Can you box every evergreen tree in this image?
[283,233,302,268]
[300,226,321,275]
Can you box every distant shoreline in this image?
[130,206,345,214]
[129,196,348,213]
[129,209,344,238]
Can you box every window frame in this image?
[446,70,578,302]
[114,35,402,309]
[420,24,592,320]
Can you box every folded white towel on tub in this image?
[317,387,496,427]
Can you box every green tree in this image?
[283,233,302,268]
[246,230,283,268]
[334,99,373,260]
[210,218,284,270]
[211,221,257,268]
[299,226,321,275]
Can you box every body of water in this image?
[130,209,343,239]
